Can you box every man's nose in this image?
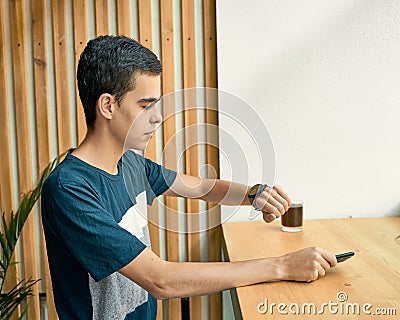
[150,107,162,124]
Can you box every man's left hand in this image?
[253,185,292,223]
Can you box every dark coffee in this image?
[281,201,303,232]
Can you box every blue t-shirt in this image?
[41,149,177,320]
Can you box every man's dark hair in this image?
[77,35,162,128]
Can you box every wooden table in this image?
[222,217,400,319]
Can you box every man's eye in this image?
[142,104,153,109]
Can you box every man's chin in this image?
[123,144,147,152]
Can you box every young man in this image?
[41,35,337,320]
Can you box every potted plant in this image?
[0,155,62,319]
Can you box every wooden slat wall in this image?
[0,1,220,319]
[136,2,164,319]
[53,0,72,155]
[9,1,40,319]
[138,0,158,256]
[117,0,131,36]
[203,1,221,319]
[0,2,19,319]
[32,0,58,319]
[159,0,182,318]
[51,7,72,314]
[72,0,88,144]
[181,1,202,319]
[95,0,108,37]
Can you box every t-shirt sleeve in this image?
[42,179,146,282]
[144,157,177,204]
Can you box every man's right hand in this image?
[276,247,337,282]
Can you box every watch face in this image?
[249,184,261,196]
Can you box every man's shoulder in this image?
[43,156,91,193]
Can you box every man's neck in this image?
[72,130,123,175]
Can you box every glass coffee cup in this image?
[281,201,303,232]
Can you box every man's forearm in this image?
[156,257,280,299]
[200,179,251,206]
[162,174,250,206]
[120,247,337,300]
[163,174,291,222]
[120,248,280,300]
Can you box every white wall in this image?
[217,0,400,222]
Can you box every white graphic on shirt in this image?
[89,190,150,320]
[118,191,148,240]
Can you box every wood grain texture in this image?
[181,1,202,319]
[160,0,182,318]
[31,0,58,318]
[72,0,87,144]
[223,218,400,320]
[52,0,71,154]
[0,3,19,319]
[9,0,41,318]
[32,0,51,170]
[138,0,152,47]
[137,3,163,318]
[203,1,221,318]
[203,0,218,89]
[116,0,131,36]
[95,0,108,36]
[138,0,161,256]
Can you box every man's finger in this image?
[269,189,289,213]
[318,248,337,267]
[264,195,285,217]
[273,185,291,209]
[317,256,331,271]
[263,213,276,223]
[316,264,326,277]
[255,197,281,217]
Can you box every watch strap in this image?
[248,183,270,209]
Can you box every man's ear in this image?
[97,93,116,120]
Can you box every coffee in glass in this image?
[281,201,303,232]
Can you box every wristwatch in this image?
[247,183,269,209]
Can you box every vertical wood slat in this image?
[159,0,182,318]
[203,0,218,89]
[181,1,202,319]
[117,0,131,36]
[0,0,14,219]
[137,2,163,319]
[138,0,159,257]
[0,2,19,319]
[203,1,221,319]
[53,0,71,154]
[95,0,108,36]
[9,1,41,319]
[72,0,88,144]
[32,0,51,171]
[31,0,59,318]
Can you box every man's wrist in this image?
[247,183,269,208]
[262,257,284,281]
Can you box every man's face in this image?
[112,73,162,150]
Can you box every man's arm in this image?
[162,173,291,223]
[119,246,337,300]
[162,174,249,205]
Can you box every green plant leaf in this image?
[0,152,65,317]
[0,278,40,320]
